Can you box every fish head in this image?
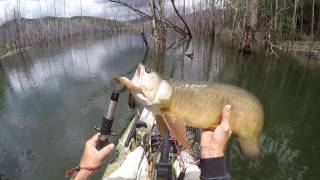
[116,63,172,107]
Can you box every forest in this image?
[0,0,320,59]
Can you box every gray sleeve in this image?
[199,156,230,180]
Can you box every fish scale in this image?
[167,81,264,156]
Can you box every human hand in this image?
[200,105,232,158]
[75,133,115,180]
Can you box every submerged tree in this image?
[239,0,258,54]
[108,0,192,58]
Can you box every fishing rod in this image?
[96,86,127,150]
[152,129,185,180]
[154,130,172,180]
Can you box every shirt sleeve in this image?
[199,156,230,180]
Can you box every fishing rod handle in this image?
[104,93,119,119]
[96,116,113,150]
[96,92,120,150]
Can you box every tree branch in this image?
[108,0,188,37]
[265,39,282,58]
[267,7,290,26]
[109,0,151,19]
[170,0,192,38]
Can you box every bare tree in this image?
[275,0,278,30]
[311,0,315,39]
[108,0,189,37]
[318,1,320,36]
[148,0,166,54]
[292,0,299,33]
[64,0,66,17]
[80,0,83,16]
[54,0,57,16]
[108,0,192,59]
[240,0,258,53]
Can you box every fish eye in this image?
[145,69,152,74]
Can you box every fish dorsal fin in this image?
[160,111,193,154]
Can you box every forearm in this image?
[199,156,230,180]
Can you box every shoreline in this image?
[222,31,320,60]
[0,48,28,60]
[0,32,124,60]
[2,33,320,61]
[278,41,320,60]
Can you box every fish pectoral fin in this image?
[160,111,193,154]
[155,114,169,136]
[115,76,142,94]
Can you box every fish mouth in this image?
[115,63,145,94]
[132,63,145,85]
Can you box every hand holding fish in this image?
[200,105,232,158]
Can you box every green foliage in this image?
[224,0,320,40]
[0,43,12,56]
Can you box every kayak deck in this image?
[102,109,155,178]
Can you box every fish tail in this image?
[237,137,260,157]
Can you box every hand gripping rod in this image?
[96,86,127,150]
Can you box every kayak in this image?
[102,108,155,178]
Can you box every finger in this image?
[200,128,213,138]
[200,128,210,134]
[99,143,115,158]
[221,105,232,131]
[88,133,101,145]
[200,129,204,133]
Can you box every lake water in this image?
[0,33,319,180]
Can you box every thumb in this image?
[221,105,231,131]
[99,143,115,159]
[87,133,100,146]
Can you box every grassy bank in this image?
[0,43,12,56]
[221,29,320,60]
[278,41,320,59]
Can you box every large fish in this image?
[116,64,264,157]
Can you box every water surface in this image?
[0,33,319,180]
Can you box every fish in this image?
[116,63,264,157]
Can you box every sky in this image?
[0,0,204,23]
[0,0,120,21]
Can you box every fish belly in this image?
[169,84,221,128]
[166,81,264,157]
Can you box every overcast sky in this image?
[0,0,203,23]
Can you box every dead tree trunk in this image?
[54,0,57,16]
[311,0,315,39]
[80,0,83,16]
[149,0,166,55]
[318,1,320,35]
[275,0,278,30]
[239,0,258,54]
[292,0,299,33]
